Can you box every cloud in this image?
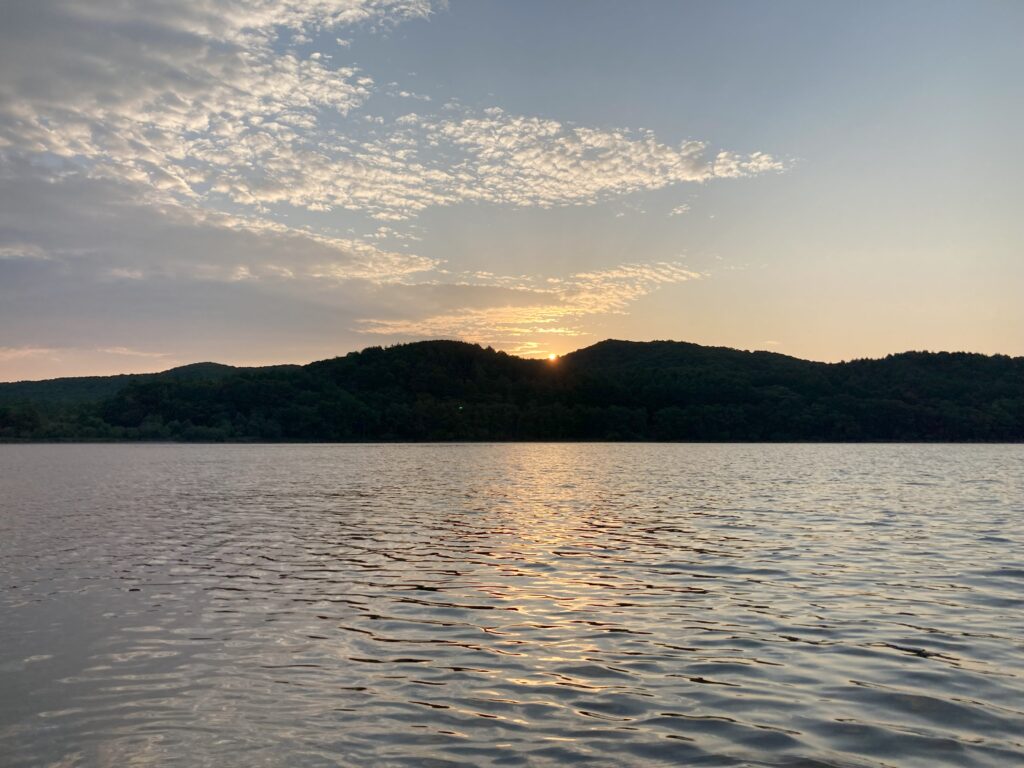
[0,0,786,373]
[357,262,702,355]
[1,158,703,363]
[669,203,691,216]
[402,109,784,210]
[0,3,784,223]
[0,161,436,285]
[95,347,173,359]
[199,106,786,220]
[0,344,177,381]
[0,346,58,362]
[0,0,432,210]
[0,243,50,261]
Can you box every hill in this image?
[1,340,1022,441]
[0,362,255,405]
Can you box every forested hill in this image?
[0,362,264,406]
[1,340,1022,442]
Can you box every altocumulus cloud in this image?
[0,0,785,369]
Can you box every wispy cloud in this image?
[0,243,50,260]
[358,262,702,355]
[0,346,58,362]
[95,347,172,359]
[0,344,178,380]
[0,164,437,285]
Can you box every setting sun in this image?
[547,353,558,361]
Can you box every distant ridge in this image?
[0,362,297,405]
[1,340,1022,442]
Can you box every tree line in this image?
[2,340,1022,442]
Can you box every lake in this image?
[1,444,1022,767]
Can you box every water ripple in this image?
[1,443,1022,767]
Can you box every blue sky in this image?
[1,0,1021,379]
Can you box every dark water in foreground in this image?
[1,444,1022,767]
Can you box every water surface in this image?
[1,444,1022,767]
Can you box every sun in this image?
[547,353,558,362]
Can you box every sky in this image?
[1,0,1022,381]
